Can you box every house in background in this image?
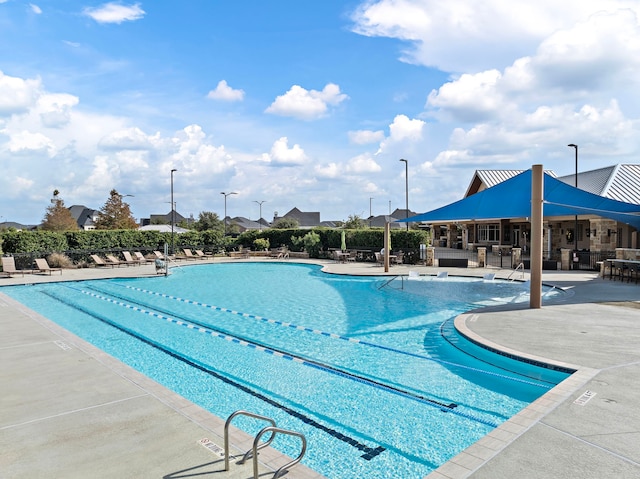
[0,221,36,231]
[226,216,264,233]
[138,224,189,233]
[273,208,321,228]
[140,209,188,227]
[68,205,100,230]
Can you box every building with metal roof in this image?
[557,164,640,205]
[416,166,640,265]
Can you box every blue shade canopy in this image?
[401,170,640,230]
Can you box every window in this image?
[477,224,500,242]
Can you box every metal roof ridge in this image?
[601,163,622,197]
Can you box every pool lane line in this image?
[41,288,388,461]
[78,285,505,428]
[117,284,551,390]
[77,286,467,414]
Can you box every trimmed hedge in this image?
[1,227,430,262]
[0,229,225,255]
[235,227,430,259]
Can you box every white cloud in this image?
[99,126,156,150]
[207,80,245,102]
[375,114,426,156]
[0,71,41,116]
[348,129,385,144]
[6,130,56,156]
[265,83,348,120]
[423,7,640,171]
[345,153,382,174]
[37,93,79,128]
[84,2,145,24]
[260,137,307,166]
[314,162,341,179]
[351,0,634,73]
[427,70,505,123]
[30,4,42,14]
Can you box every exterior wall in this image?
[589,218,619,252]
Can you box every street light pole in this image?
[253,200,266,231]
[369,197,374,227]
[220,192,237,235]
[568,144,578,268]
[399,159,409,232]
[170,169,177,254]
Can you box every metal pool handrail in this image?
[507,262,525,281]
[224,410,276,471]
[252,426,307,479]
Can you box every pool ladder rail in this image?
[507,262,526,281]
[224,410,307,479]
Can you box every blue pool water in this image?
[2,263,570,479]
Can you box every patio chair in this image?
[1,256,33,276]
[435,271,449,279]
[153,250,176,261]
[194,250,211,260]
[90,255,112,268]
[34,258,62,275]
[133,252,153,263]
[179,248,199,261]
[105,254,127,267]
[122,251,142,266]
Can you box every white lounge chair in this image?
[435,271,448,279]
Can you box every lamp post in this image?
[399,159,409,232]
[369,197,374,227]
[170,169,177,254]
[253,200,265,231]
[568,144,578,268]
[221,192,237,235]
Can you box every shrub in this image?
[47,252,74,268]
[253,238,270,251]
[302,231,321,258]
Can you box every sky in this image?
[2,1,640,225]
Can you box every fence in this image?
[573,250,616,271]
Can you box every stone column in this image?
[477,247,486,268]
[560,248,571,270]
[426,246,435,266]
[511,247,521,268]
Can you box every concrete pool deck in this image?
[1,257,639,478]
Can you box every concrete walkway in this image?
[1,258,639,478]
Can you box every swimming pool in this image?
[2,263,570,478]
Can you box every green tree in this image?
[94,189,138,230]
[272,217,299,229]
[344,214,366,229]
[193,211,224,232]
[41,192,79,231]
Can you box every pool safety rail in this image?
[507,262,525,281]
[224,410,307,479]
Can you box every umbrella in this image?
[341,230,347,252]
